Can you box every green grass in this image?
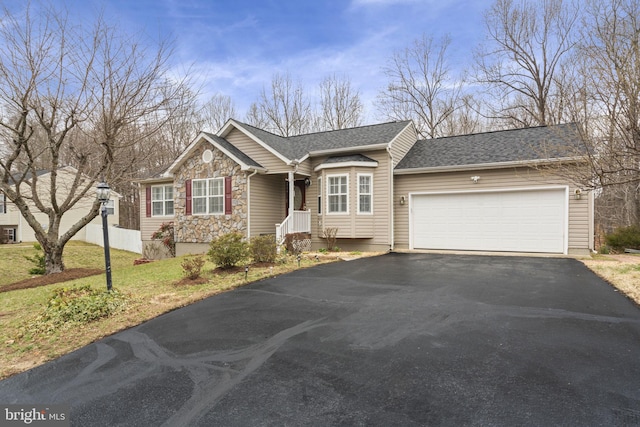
[0,247,353,380]
[0,241,139,287]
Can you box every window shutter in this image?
[145,187,151,217]
[225,176,232,215]
[185,179,192,215]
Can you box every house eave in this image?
[219,119,292,165]
[135,176,174,185]
[314,161,379,172]
[393,157,585,175]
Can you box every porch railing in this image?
[276,210,311,245]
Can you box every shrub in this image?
[0,226,8,244]
[152,222,176,257]
[208,232,249,269]
[284,232,309,255]
[181,255,206,280]
[36,285,128,332]
[24,243,46,275]
[322,227,339,251]
[251,235,277,263]
[605,225,640,252]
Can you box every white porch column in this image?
[288,170,295,217]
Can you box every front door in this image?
[286,180,306,214]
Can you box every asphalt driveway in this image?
[2,253,640,426]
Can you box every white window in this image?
[327,175,348,214]
[317,177,322,215]
[152,185,174,216]
[193,178,224,215]
[0,193,5,214]
[358,174,373,214]
[4,227,15,242]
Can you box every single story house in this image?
[0,166,120,243]
[138,119,592,256]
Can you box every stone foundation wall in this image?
[174,143,248,243]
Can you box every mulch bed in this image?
[0,268,104,293]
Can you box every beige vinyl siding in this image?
[310,150,392,250]
[140,181,174,241]
[249,173,286,237]
[393,167,592,253]
[388,123,418,167]
[225,128,290,173]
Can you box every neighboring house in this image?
[0,166,120,243]
[138,120,593,256]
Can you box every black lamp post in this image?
[96,182,113,291]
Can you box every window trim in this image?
[192,177,224,215]
[326,174,349,215]
[357,173,373,215]
[0,193,5,214]
[151,184,174,217]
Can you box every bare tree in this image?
[576,0,640,226]
[0,4,191,273]
[318,74,363,130]
[245,72,312,137]
[377,34,464,139]
[201,93,237,132]
[475,0,579,127]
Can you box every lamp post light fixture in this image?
[96,181,113,291]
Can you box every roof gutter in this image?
[393,156,586,175]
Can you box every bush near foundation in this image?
[251,235,277,263]
[208,232,249,269]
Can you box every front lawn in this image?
[0,244,355,379]
[0,241,139,288]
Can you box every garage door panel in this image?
[411,189,566,253]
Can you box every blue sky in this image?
[63,0,494,122]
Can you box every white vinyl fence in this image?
[85,224,142,254]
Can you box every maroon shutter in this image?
[145,187,151,217]
[185,179,192,215]
[225,176,232,215]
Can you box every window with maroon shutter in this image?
[225,176,232,215]
[185,179,192,215]
[145,187,151,217]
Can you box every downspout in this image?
[386,146,394,251]
[246,168,258,240]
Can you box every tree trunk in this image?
[44,244,65,274]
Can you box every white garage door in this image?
[411,189,567,253]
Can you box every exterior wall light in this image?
[574,189,582,200]
[471,176,480,184]
[304,177,311,187]
[400,196,406,205]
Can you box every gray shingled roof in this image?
[321,154,378,164]
[233,120,412,160]
[395,123,584,170]
[204,132,264,168]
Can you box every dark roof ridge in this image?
[418,122,579,143]
[287,120,412,140]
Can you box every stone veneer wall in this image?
[174,143,248,243]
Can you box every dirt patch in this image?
[0,268,104,293]
[174,276,210,286]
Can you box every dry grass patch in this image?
[582,254,640,305]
